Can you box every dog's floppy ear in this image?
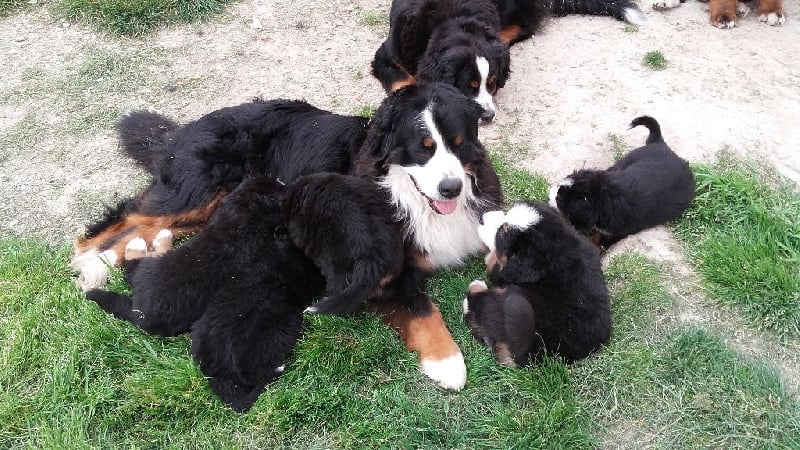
[353,89,409,176]
[393,0,444,73]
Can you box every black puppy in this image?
[463,202,611,366]
[549,116,695,249]
[85,176,325,412]
[282,173,405,315]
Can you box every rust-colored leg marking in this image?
[499,25,523,45]
[374,301,466,390]
[709,0,740,28]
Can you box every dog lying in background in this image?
[371,0,645,121]
[282,173,405,315]
[463,202,611,366]
[549,116,695,250]
[85,176,325,412]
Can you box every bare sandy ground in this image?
[0,0,798,396]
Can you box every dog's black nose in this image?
[480,109,495,123]
[438,178,463,199]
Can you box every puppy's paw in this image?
[759,11,785,25]
[468,279,488,293]
[124,237,148,259]
[152,229,174,255]
[420,352,467,391]
[710,11,738,28]
[72,249,117,292]
[652,0,681,10]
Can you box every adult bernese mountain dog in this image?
[549,116,695,250]
[71,99,369,292]
[371,0,645,120]
[463,201,611,367]
[85,175,326,412]
[76,83,504,391]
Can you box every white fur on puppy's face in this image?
[548,177,573,209]
[474,56,495,119]
[505,203,540,230]
[479,210,506,250]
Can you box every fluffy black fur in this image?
[282,173,405,315]
[120,99,369,216]
[544,0,645,24]
[355,83,504,317]
[551,115,696,249]
[464,202,611,366]
[372,0,511,121]
[85,176,325,412]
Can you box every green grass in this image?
[0,0,28,17]
[353,104,377,119]
[642,50,668,70]
[575,253,800,448]
[53,0,237,36]
[622,24,639,33]
[3,160,798,447]
[607,132,630,162]
[490,153,549,205]
[359,11,390,37]
[2,47,171,140]
[672,160,800,337]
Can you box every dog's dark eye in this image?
[487,76,497,94]
[421,137,435,155]
[273,226,290,239]
[469,80,480,89]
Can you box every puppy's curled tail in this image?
[630,115,664,145]
[116,111,179,173]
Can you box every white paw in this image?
[462,297,470,315]
[152,229,174,253]
[759,12,785,26]
[469,279,487,290]
[652,0,680,10]
[420,352,467,391]
[126,237,147,251]
[275,365,285,373]
[71,248,116,292]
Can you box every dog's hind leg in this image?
[305,261,382,315]
[84,289,140,324]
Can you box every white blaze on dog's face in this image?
[474,56,496,121]
[401,107,468,215]
[548,177,573,209]
[378,99,488,269]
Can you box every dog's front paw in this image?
[652,0,681,10]
[420,352,467,391]
[759,11,786,26]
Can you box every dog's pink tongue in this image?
[434,199,458,215]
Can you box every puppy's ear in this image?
[485,39,511,89]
